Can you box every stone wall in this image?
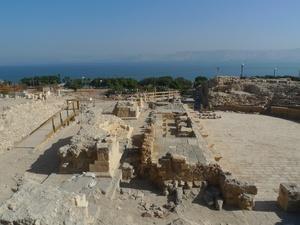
[215,105,265,113]
[140,124,155,165]
[89,136,121,176]
[270,106,300,121]
[175,114,195,137]
[136,107,257,210]
[59,135,120,177]
[58,109,132,176]
[113,101,140,119]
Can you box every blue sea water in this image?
[0,62,299,82]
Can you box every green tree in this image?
[194,76,208,87]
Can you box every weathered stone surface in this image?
[207,76,300,108]
[0,180,91,225]
[175,187,183,205]
[58,108,131,176]
[113,101,140,118]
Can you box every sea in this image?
[0,62,299,82]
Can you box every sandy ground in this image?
[201,111,300,201]
[0,122,79,204]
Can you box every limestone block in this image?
[277,183,300,212]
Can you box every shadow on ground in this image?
[255,201,300,225]
[120,178,161,195]
[27,137,72,175]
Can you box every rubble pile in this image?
[0,98,64,153]
[208,76,300,107]
[58,109,132,175]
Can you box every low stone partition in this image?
[175,114,194,137]
[214,105,265,113]
[214,104,300,121]
[277,183,300,212]
[270,106,300,121]
[143,153,257,210]
[140,124,155,165]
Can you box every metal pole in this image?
[240,64,244,78]
[274,68,277,77]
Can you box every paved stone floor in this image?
[201,112,300,201]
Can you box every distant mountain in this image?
[126,49,300,64]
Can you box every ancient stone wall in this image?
[113,101,140,118]
[136,107,257,209]
[214,105,265,113]
[89,136,121,176]
[58,109,132,176]
[175,114,194,137]
[140,124,155,165]
[270,106,300,121]
[146,153,257,210]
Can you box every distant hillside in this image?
[128,49,300,64]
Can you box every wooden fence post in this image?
[59,112,63,126]
[52,117,56,133]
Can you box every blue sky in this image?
[0,0,300,65]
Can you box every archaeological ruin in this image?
[113,101,141,119]
[0,77,299,225]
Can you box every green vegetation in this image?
[194,76,208,87]
[90,78,138,93]
[20,75,61,86]
[138,76,192,92]
[17,74,300,94]
[17,75,213,93]
[63,76,193,93]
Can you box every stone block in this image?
[277,183,300,212]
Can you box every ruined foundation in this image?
[58,109,132,177]
[136,105,257,210]
[113,101,141,119]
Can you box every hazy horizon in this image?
[1,1,300,66]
